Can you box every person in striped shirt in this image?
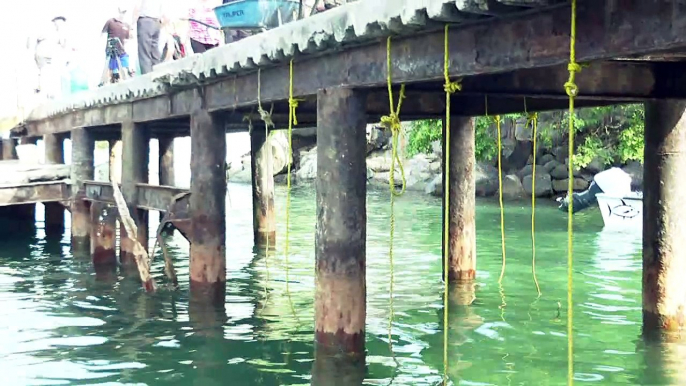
[188,0,222,53]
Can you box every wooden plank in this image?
[82,181,189,212]
[0,182,70,206]
[136,184,189,212]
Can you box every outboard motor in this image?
[557,167,632,214]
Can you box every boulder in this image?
[550,163,581,180]
[538,153,556,165]
[552,177,590,193]
[404,154,434,191]
[543,159,562,173]
[295,152,317,181]
[501,174,525,200]
[425,174,443,197]
[517,164,534,179]
[522,171,553,197]
[552,146,568,163]
[366,125,390,153]
[431,140,442,159]
[584,156,606,174]
[475,162,499,197]
[622,161,643,191]
[429,160,441,174]
[269,131,292,175]
[366,149,392,172]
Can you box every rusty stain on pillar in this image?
[442,117,477,283]
[250,126,276,247]
[314,87,367,356]
[90,202,117,267]
[44,134,65,235]
[120,121,149,267]
[643,100,686,340]
[71,128,94,251]
[190,107,226,304]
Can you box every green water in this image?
[1,183,684,385]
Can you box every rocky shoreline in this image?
[226,124,644,200]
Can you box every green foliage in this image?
[474,117,498,162]
[407,119,442,156]
[572,136,612,168]
[405,104,645,167]
[616,105,644,163]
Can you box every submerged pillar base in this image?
[642,100,686,340]
[90,203,117,267]
[314,87,367,356]
[444,116,477,283]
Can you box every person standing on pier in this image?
[188,0,222,54]
[133,0,167,74]
[30,16,69,99]
[100,7,134,84]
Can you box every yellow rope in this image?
[564,0,581,384]
[383,35,406,362]
[495,113,506,285]
[285,59,299,323]
[257,69,272,312]
[442,24,462,385]
[524,99,542,297]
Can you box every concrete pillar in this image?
[311,344,366,386]
[443,117,477,282]
[70,128,94,251]
[44,134,65,236]
[91,139,120,268]
[158,136,175,186]
[190,108,227,304]
[120,121,149,266]
[314,87,367,356]
[643,100,686,339]
[90,202,117,267]
[250,126,276,247]
[1,138,17,160]
[158,136,175,221]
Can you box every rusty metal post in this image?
[44,134,65,235]
[90,202,117,267]
[190,108,226,304]
[643,100,686,339]
[120,121,149,266]
[442,117,477,283]
[1,138,17,160]
[250,126,276,247]
[314,87,367,357]
[71,128,94,251]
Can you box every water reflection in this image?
[1,186,686,385]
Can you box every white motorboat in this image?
[558,167,642,229]
[596,191,642,229]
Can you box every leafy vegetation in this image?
[406,104,645,166]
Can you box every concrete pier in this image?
[250,127,276,247]
[43,134,65,236]
[642,100,686,339]
[70,128,94,251]
[444,117,477,282]
[120,121,149,266]
[314,87,367,356]
[190,107,227,304]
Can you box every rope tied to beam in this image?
[442,23,463,385]
[565,0,580,384]
[285,59,299,323]
[383,35,406,365]
[257,68,275,129]
[524,100,542,297]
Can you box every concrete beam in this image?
[0,182,70,206]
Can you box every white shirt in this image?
[139,0,164,19]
